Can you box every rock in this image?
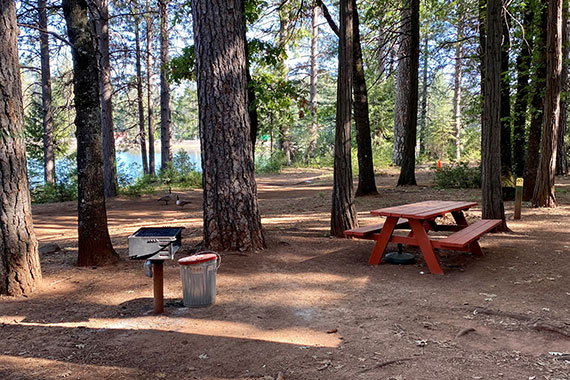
[39,243,61,255]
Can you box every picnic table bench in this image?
[345,201,501,275]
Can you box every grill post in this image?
[152,261,164,314]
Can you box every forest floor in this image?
[1,167,570,380]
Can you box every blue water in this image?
[116,148,202,176]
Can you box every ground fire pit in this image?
[128,227,184,313]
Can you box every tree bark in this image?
[524,3,547,201]
[146,0,155,175]
[159,0,172,171]
[556,3,569,176]
[453,10,465,162]
[0,0,42,296]
[419,33,428,156]
[63,0,119,266]
[532,0,563,207]
[500,12,512,182]
[397,0,419,186]
[134,13,149,175]
[479,0,487,107]
[192,0,265,251]
[307,5,319,159]
[512,4,533,178]
[38,0,55,185]
[353,0,377,196]
[331,0,358,237]
[481,0,507,228]
[95,0,117,197]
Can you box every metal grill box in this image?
[128,227,184,260]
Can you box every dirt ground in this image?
[1,167,570,380]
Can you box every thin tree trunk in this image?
[481,0,507,228]
[159,0,172,171]
[95,0,117,197]
[556,2,569,175]
[38,0,55,185]
[533,0,563,207]
[353,0,377,196]
[146,0,155,175]
[192,0,265,251]
[453,10,465,162]
[0,0,42,296]
[500,13,512,183]
[512,4,533,178]
[397,0,419,186]
[307,5,319,159]
[479,0,486,109]
[62,0,119,266]
[331,0,358,237]
[419,33,428,156]
[134,14,148,175]
[524,3,547,201]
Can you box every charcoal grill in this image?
[127,226,184,314]
[128,227,184,261]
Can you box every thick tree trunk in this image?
[146,0,155,175]
[419,34,428,156]
[0,0,42,296]
[307,5,319,159]
[524,4,547,201]
[353,0,377,196]
[397,0,419,186]
[95,0,117,197]
[481,0,507,228]
[556,4,569,176]
[393,4,412,166]
[38,0,55,185]
[134,15,149,175]
[500,14,512,183]
[512,5,533,178]
[453,10,464,162]
[63,0,119,266]
[532,0,563,207]
[192,0,265,251]
[159,0,172,171]
[331,0,358,237]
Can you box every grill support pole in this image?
[152,261,164,313]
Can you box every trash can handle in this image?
[193,250,221,270]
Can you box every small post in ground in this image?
[514,177,523,220]
[152,261,164,313]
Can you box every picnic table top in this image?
[370,200,477,219]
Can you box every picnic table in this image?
[345,201,501,275]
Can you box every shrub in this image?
[434,162,481,189]
[255,151,285,174]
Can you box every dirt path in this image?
[1,168,569,380]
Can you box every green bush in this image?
[30,155,78,203]
[255,151,285,174]
[434,162,481,189]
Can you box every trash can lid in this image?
[178,253,217,265]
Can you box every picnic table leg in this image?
[368,216,398,265]
[408,219,443,275]
[451,211,469,227]
[469,241,484,256]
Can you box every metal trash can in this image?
[178,252,219,307]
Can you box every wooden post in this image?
[152,260,164,314]
[514,177,523,220]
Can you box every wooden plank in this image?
[371,201,477,219]
[344,218,408,238]
[439,219,501,248]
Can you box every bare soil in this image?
[1,167,570,380]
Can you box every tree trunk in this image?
[397,0,419,186]
[331,0,358,237]
[95,0,117,197]
[500,13,512,183]
[192,0,265,251]
[556,3,569,176]
[146,0,155,176]
[353,0,377,196]
[419,33,428,156]
[246,68,259,158]
[0,0,42,296]
[453,10,465,162]
[524,3,547,201]
[481,0,507,228]
[393,4,412,166]
[512,4,533,178]
[38,0,55,185]
[532,0,563,207]
[307,5,319,159]
[159,0,172,171]
[63,0,119,266]
[134,14,148,175]
[479,0,486,106]
[278,11,292,166]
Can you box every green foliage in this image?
[434,162,481,189]
[169,45,195,83]
[255,151,285,174]
[30,156,77,203]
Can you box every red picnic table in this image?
[345,200,502,275]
